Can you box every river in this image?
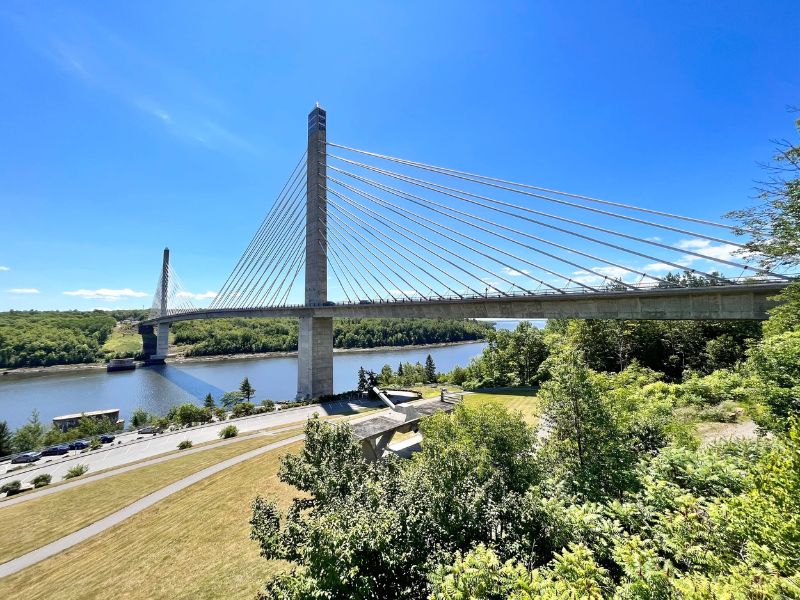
[0,342,486,430]
[0,319,543,430]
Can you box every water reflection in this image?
[0,342,486,430]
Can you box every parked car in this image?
[41,444,70,456]
[99,434,115,443]
[359,299,373,304]
[11,451,41,464]
[137,426,162,435]
[68,439,89,450]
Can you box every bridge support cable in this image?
[322,220,398,300]
[246,216,306,308]
[254,229,305,308]
[327,153,750,248]
[325,209,457,300]
[227,193,307,308]
[321,208,444,301]
[214,156,305,307]
[317,220,371,301]
[212,152,307,308]
[326,142,751,233]
[328,152,794,282]
[215,173,307,309]
[320,204,425,301]
[324,240,355,303]
[329,167,671,289]
[214,179,305,309]
[326,188,531,297]
[325,181,563,295]
[261,238,306,307]
[324,190,490,298]
[325,156,752,285]
[328,171,633,291]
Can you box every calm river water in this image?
[0,319,542,430]
[0,342,487,430]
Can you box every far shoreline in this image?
[0,339,487,380]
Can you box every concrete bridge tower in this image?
[138,246,170,363]
[297,104,333,398]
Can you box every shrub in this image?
[232,402,256,418]
[261,399,276,412]
[0,480,21,495]
[31,473,52,488]
[177,440,193,450]
[213,407,227,421]
[64,464,89,480]
[89,438,102,451]
[219,425,238,439]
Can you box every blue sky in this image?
[0,1,798,310]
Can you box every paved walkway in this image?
[0,423,301,509]
[0,433,305,579]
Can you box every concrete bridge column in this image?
[297,104,333,398]
[155,322,170,359]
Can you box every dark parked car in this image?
[41,444,70,456]
[99,434,115,443]
[68,439,89,450]
[11,451,41,464]
[359,299,373,304]
[137,426,162,435]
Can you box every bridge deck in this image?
[142,281,788,325]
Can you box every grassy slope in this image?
[0,441,302,600]
[101,329,143,355]
[0,429,301,564]
[464,389,540,425]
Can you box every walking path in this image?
[0,423,301,509]
[0,433,305,579]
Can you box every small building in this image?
[52,409,123,432]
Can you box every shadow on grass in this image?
[473,387,539,397]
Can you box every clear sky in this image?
[1,1,798,310]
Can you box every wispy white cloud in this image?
[0,266,9,272]
[389,289,418,296]
[572,265,634,285]
[501,267,529,277]
[7,288,39,294]
[645,236,662,242]
[644,262,677,273]
[176,290,217,300]
[674,238,740,264]
[63,288,148,302]
[10,5,255,154]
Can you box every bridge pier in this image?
[297,316,333,399]
[297,104,334,398]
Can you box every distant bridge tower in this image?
[138,246,171,363]
[155,247,170,359]
[297,104,334,398]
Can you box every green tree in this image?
[357,366,368,392]
[220,391,244,408]
[727,114,800,269]
[424,354,436,383]
[0,421,13,456]
[130,408,150,428]
[203,393,215,408]
[13,409,45,452]
[239,377,255,402]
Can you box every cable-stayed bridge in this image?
[140,105,793,398]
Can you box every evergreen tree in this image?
[12,410,45,452]
[398,362,404,376]
[424,354,436,383]
[357,366,368,392]
[239,377,255,401]
[0,421,13,457]
[203,393,215,408]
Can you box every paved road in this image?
[0,433,306,579]
[0,423,301,509]
[0,399,375,486]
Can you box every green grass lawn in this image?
[0,441,302,600]
[102,329,142,355]
[0,428,302,564]
[464,389,540,426]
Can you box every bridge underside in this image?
[143,283,786,327]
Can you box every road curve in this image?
[0,433,304,579]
